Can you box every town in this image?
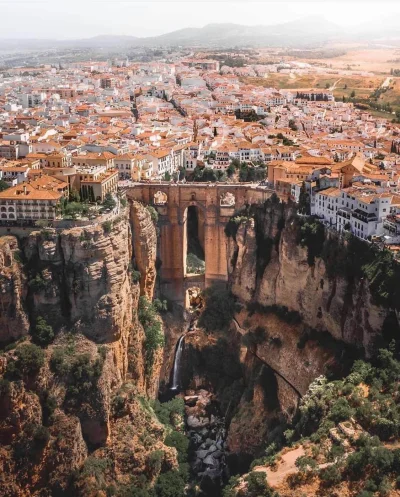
[1,54,400,248]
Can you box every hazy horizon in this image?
[1,0,400,40]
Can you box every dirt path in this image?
[253,446,305,486]
[330,78,342,91]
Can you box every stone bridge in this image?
[127,182,273,305]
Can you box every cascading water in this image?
[171,335,185,391]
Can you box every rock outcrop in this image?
[0,237,29,344]
[131,201,157,300]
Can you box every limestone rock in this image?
[0,236,29,343]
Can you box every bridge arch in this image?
[127,183,273,305]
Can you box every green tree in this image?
[164,431,189,463]
[245,472,278,496]
[6,344,45,379]
[289,119,298,131]
[320,464,342,486]
[138,296,165,375]
[198,284,237,332]
[227,163,236,178]
[32,316,54,346]
[328,398,354,423]
[102,193,116,210]
[295,455,318,475]
[63,202,83,219]
[69,189,81,202]
[155,471,185,497]
[0,179,10,192]
[298,182,310,215]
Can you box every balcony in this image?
[337,208,351,220]
[351,209,377,224]
[383,218,400,235]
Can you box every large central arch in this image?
[180,198,206,278]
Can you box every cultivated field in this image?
[299,45,400,74]
[240,73,383,98]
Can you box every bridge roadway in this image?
[126,182,274,305]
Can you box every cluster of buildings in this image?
[0,56,399,239]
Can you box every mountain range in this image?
[1,17,400,51]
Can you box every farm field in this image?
[240,73,383,97]
[296,45,400,74]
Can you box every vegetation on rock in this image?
[198,284,238,331]
[138,296,166,375]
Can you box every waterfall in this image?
[171,335,185,391]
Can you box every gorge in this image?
[0,189,399,497]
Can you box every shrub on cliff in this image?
[320,464,342,487]
[31,316,54,346]
[148,450,164,476]
[155,470,186,497]
[225,214,251,239]
[80,456,112,487]
[297,217,325,266]
[138,296,165,375]
[102,220,112,233]
[50,347,105,404]
[152,397,184,428]
[131,269,141,283]
[242,326,267,348]
[5,343,45,380]
[164,431,189,463]
[66,353,104,402]
[146,205,159,225]
[245,472,279,496]
[198,284,237,332]
[12,423,50,464]
[28,273,48,293]
[102,193,117,210]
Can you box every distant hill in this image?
[137,18,344,47]
[0,35,139,51]
[1,17,400,52]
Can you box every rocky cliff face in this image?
[227,201,387,352]
[0,205,175,497]
[220,200,392,459]
[0,237,29,343]
[131,201,157,300]
[22,216,135,379]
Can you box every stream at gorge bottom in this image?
[185,389,228,496]
[159,322,229,496]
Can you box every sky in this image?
[1,0,400,39]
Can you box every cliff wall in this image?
[219,199,396,458]
[227,201,388,352]
[0,205,174,497]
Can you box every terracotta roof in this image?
[0,183,62,201]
